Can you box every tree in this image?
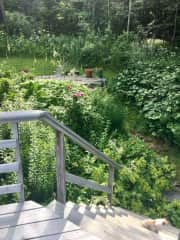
[127,0,132,34]
[172,2,179,42]
[0,0,7,28]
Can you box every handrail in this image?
[0,111,120,169]
[0,110,121,205]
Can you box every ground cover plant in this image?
[110,50,180,146]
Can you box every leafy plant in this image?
[112,51,180,146]
[0,67,178,228]
[165,200,180,228]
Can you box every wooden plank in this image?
[0,139,16,149]
[47,201,161,240]
[0,201,42,216]
[0,183,22,195]
[0,162,19,174]
[12,123,24,201]
[31,230,102,240]
[0,207,60,229]
[107,166,114,205]
[56,131,66,204]
[0,218,80,240]
[66,173,111,194]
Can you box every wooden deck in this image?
[0,201,101,240]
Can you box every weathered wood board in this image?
[32,230,102,240]
[0,207,60,229]
[0,218,79,240]
[0,201,42,216]
[0,201,101,240]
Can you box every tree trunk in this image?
[127,0,132,35]
[0,0,5,23]
[107,0,110,28]
[0,0,8,32]
[172,2,178,42]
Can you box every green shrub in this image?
[6,11,34,37]
[110,33,133,69]
[165,200,180,228]
[0,78,11,104]
[27,123,56,202]
[0,32,140,68]
[92,89,127,133]
[0,70,178,227]
[104,136,176,217]
[112,53,180,146]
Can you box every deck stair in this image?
[47,200,179,240]
[0,111,179,240]
[0,201,101,239]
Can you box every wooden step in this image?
[0,139,16,149]
[48,200,122,240]
[48,200,162,240]
[0,201,101,240]
[0,207,60,229]
[0,183,22,195]
[77,203,179,240]
[0,162,19,174]
[114,206,180,240]
[26,230,101,240]
[0,218,80,240]
[0,201,42,215]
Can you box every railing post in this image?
[56,131,66,204]
[12,122,25,202]
[108,166,114,206]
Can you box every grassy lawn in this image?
[0,57,118,78]
[0,57,58,75]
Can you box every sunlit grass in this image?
[0,57,58,75]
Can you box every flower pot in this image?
[85,68,93,78]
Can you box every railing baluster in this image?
[12,122,24,202]
[0,111,121,205]
[108,166,114,206]
[56,131,66,204]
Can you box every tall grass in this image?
[0,31,173,69]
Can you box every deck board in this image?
[0,201,42,216]
[32,230,102,240]
[0,201,98,240]
[0,207,60,229]
[0,218,80,240]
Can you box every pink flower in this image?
[73,91,84,98]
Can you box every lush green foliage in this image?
[0,0,179,228]
[1,0,180,42]
[165,200,180,228]
[0,31,111,66]
[0,31,162,70]
[110,49,180,146]
[111,137,175,216]
[0,78,11,104]
[0,69,179,226]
